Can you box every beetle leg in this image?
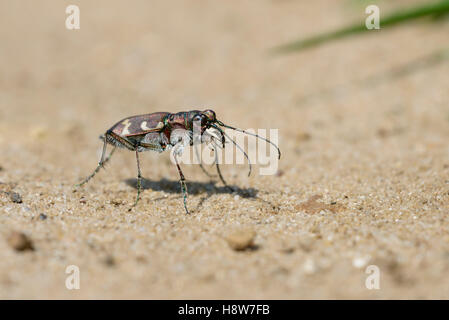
[98,134,108,167]
[170,130,191,214]
[194,142,215,178]
[75,137,116,188]
[107,131,136,150]
[174,154,189,214]
[132,149,143,208]
[211,140,235,192]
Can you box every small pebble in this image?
[275,169,284,177]
[103,255,115,267]
[39,213,47,220]
[8,192,22,203]
[29,126,48,140]
[111,199,123,206]
[225,228,256,251]
[296,131,311,142]
[352,256,370,269]
[303,258,316,274]
[7,231,34,252]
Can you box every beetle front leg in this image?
[194,142,214,178]
[211,140,235,192]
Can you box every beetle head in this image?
[202,109,216,122]
[193,108,281,177]
[191,109,217,129]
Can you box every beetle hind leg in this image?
[74,136,116,188]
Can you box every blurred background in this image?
[0,0,449,299]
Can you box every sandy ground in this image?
[1,0,449,299]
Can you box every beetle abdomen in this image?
[139,132,169,153]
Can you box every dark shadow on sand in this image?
[124,177,258,198]
[124,177,259,211]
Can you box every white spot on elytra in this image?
[121,119,131,136]
[141,121,151,131]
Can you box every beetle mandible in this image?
[75,109,281,214]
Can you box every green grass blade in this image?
[272,0,449,54]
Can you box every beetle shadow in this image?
[124,177,259,211]
[123,177,283,213]
[124,177,258,210]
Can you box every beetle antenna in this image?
[211,124,252,177]
[216,120,281,159]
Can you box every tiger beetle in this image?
[74,109,281,214]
